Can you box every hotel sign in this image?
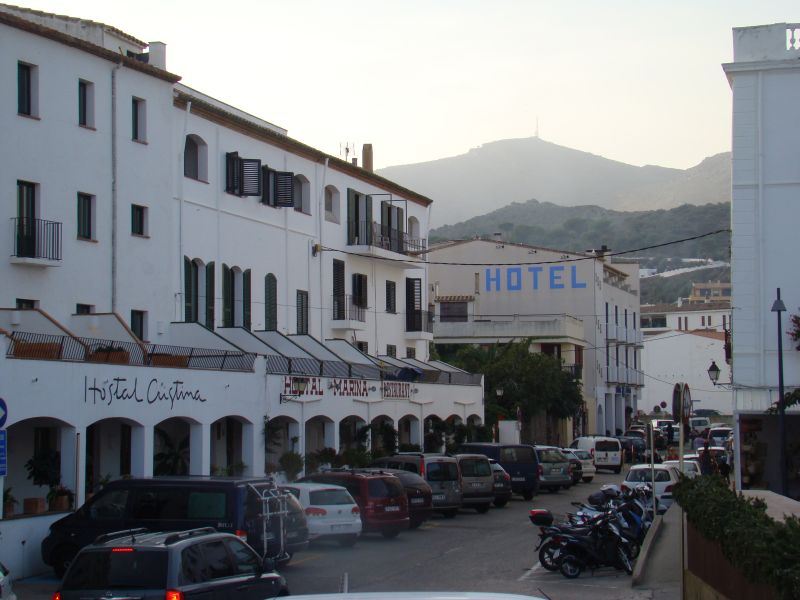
[382,381,412,400]
[283,377,371,398]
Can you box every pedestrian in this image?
[699,441,715,475]
[666,422,674,445]
[718,457,731,485]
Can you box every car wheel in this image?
[476,503,490,514]
[52,544,78,579]
[562,484,572,490]
[381,529,400,539]
[559,554,583,579]
[338,535,358,547]
[538,540,561,571]
[493,498,508,508]
[582,477,593,483]
[522,491,534,501]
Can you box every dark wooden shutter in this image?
[205,261,215,329]
[333,260,345,319]
[265,274,277,331]
[184,256,193,321]
[296,290,308,334]
[240,159,262,196]
[222,264,233,327]
[364,195,373,245]
[347,189,358,244]
[406,278,421,310]
[386,280,396,313]
[225,152,240,194]
[274,172,294,207]
[352,274,367,308]
[261,166,274,205]
[243,269,252,329]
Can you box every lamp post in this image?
[707,361,721,385]
[771,288,787,497]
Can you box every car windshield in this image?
[500,447,536,463]
[626,469,672,483]
[426,462,459,481]
[63,550,168,590]
[459,458,492,477]
[537,449,566,463]
[573,450,592,460]
[596,441,619,452]
[309,489,355,505]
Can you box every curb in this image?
[631,511,664,586]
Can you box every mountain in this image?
[376,137,730,227]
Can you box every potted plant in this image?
[24,448,61,513]
[3,488,18,518]
[47,485,74,512]
[88,344,130,364]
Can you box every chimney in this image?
[351,158,358,167]
[147,41,167,69]
[362,144,374,172]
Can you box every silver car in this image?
[534,446,573,492]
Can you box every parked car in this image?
[533,446,572,492]
[621,464,681,509]
[298,470,409,537]
[624,429,646,440]
[457,443,540,500]
[488,459,512,507]
[453,454,494,513]
[359,468,434,528]
[56,528,287,600]
[42,476,308,578]
[280,482,362,546]
[370,454,462,517]
[707,427,733,448]
[559,448,583,484]
[569,436,623,473]
[565,448,596,483]
[0,561,17,600]
[662,459,701,478]
[688,416,711,435]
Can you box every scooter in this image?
[556,516,635,579]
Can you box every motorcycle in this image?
[556,514,635,578]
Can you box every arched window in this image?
[293,174,310,214]
[265,274,277,331]
[324,185,340,223]
[184,258,215,328]
[222,264,250,328]
[184,134,208,181]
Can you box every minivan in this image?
[457,443,539,500]
[570,436,623,473]
[370,454,462,517]
[533,446,573,492]
[452,454,494,513]
[41,477,308,578]
[689,417,711,435]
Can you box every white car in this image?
[281,482,362,546]
[621,464,681,509]
[662,459,701,478]
[562,447,596,483]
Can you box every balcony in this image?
[10,218,62,266]
[347,220,427,263]
[562,363,583,380]
[330,294,367,331]
[604,322,617,341]
[405,309,434,340]
[435,313,585,345]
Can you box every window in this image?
[222,265,251,328]
[352,273,368,308]
[701,316,706,327]
[18,62,37,117]
[324,185,340,223]
[16,298,36,309]
[132,97,146,141]
[385,281,396,313]
[184,257,199,322]
[225,152,261,197]
[347,188,372,245]
[16,180,37,257]
[296,290,309,334]
[293,174,310,214]
[78,80,94,127]
[333,260,345,319]
[261,167,294,206]
[130,310,146,340]
[386,344,396,358]
[707,315,712,327]
[226,539,261,576]
[77,193,94,240]
[355,341,368,353]
[131,204,147,236]
[440,301,468,322]
[184,135,208,181]
[265,274,277,331]
[406,347,416,359]
[76,304,94,314]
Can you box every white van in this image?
[688,417,711,434]
[569,436,623,473]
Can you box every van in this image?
[688,417,711,434]
[370,454,462,517]
[41,477,308,578]
[570,436,623,473]
[457,443,540,500]
[452,454,494,513]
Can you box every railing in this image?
[347,220,426,255]
[562,364,583,380]
[331,295,366,322]
[6,331,255,372]
[11,217,62,260]
[406,309,434,333]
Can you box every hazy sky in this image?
[12,1,799,169]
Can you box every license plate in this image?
[432,494,445,501]
[554,468,563,474]
[471,482,483,488]
[384,505,400,512]
[410,497,425,505]
[331,524,350,531]
[494,483,504,488]
[512,477,525,482]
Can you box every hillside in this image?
[641,266,731,305]
[376,137,730,227]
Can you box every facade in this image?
[0,6,483,576]
[723,23,800,495]
[640,301,732,335]
[428,239,643,441]
[686,281,732,305]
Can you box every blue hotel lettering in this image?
[485,265,587,292]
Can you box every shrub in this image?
[278,452,304,481]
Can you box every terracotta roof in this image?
[641,301,731,314]
[174,90,432,207]
[688,329,726,341]
[435,295,474,303]
[0,9,180,83]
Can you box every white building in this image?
[0,5,483,576]
[428,239,643,441]
[640,302,732,335]
[723,23,800,495]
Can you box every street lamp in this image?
[495,387,504,399]
[280,377,309,403]
[707,361,721,385]
[771,288,787,497]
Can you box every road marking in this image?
[517,562,543,581]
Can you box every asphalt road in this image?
[279,470,656,600]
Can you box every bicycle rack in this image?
[247,482,292,561]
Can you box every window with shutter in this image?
[355,341,368,353]
[243,269,252,330]
[406,278,422,311]
[333,260,345,320]
[386,281,396,313]
[226,152,240,195]
[406,347,416,359]
[240,159,262,196]
[265,274,277,331]
[347,189,371,245]
[386,344,396,358]
[352,273,367,308]
[439,301,467,322]
[222,264,233,327]
[184,256,199,322]
[274,172,294,207]
[296,290,309,334]
[205,262,215,329]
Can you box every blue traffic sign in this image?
[0,397,6,429]
[0,430,7,477]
